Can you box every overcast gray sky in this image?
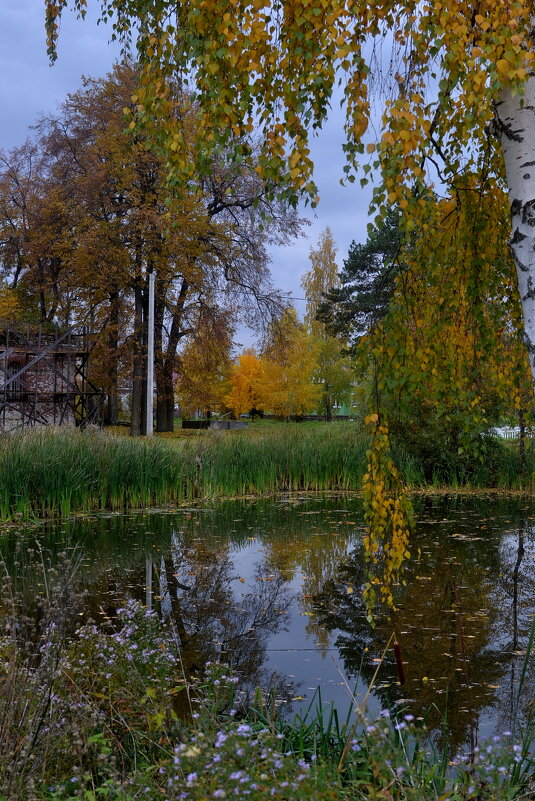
[1,0,371,339]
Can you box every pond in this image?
[2,492,534,755]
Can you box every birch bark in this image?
[498,74,535,386]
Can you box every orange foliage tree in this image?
[224,349,264,418]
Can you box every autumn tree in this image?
[256,308,321,419]
[46,2,535,392]
[175,308,233,418]
[0,285,19,322]
[33,63,231,434]
[367,182,533,476]
[0,63,303,434]
[50,65,303,434]
[225,348,264,418]
[0,143,79,328]
[301,228,354,420]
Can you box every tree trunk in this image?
[156,360,175,432]
[104,291,120,426]
[141,281,149,435]
[166,390,175,430]
[154,276,168,432]
[154,276,176,433]
[323,384,332,422]
[498,76,535,388]
[155,383,169,432]
[155,277,190,433]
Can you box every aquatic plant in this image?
[0,427,185,518]
[0,425,370,520]
[0,424,533,521]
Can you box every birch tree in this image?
[45,1,535,385]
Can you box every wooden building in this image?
[0,325,104,430]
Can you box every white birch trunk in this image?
[497,75,535,387]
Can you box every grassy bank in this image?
[0,424,534,520]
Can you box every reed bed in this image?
[188,423,370,497]
[0,424,533,521]
[0,427,185,519]
[0,424,370,520]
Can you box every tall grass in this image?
[0,424,370,520]
[0,424,533,521]
[0,428,185,519]
[189,424,370,497]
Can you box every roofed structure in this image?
[0,324,104,430]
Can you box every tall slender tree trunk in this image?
[154,276,166,432]
[164,366,175,428]
[155,277,190,433]
[323,383,332,422]
[104,290,120,426]
[154,275,175,432]
[498,75,535,390]
[141,283,149,435]
[156,360,175,432]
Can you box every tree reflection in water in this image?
[1,493,534,748]
[313,495,535,754]
[156,534,296,699]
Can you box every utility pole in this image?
[146,270,155,436]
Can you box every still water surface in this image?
[3,493,534,753]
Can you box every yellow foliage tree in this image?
[224,349,263,417]
[0,286,19,321]
[256,308,321,419]
[366,181,532,475]
[175,311,233,418]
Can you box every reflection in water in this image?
[156,534,295,698]
[1,493,534,752]
[314,495,535,753]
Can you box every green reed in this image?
[0,424,533,521]
[0,424,370,520]
[186,424,370,497]
[0,428,184,519]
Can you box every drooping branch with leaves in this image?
[45,2,535,389]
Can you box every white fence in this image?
[490,426,534,440]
